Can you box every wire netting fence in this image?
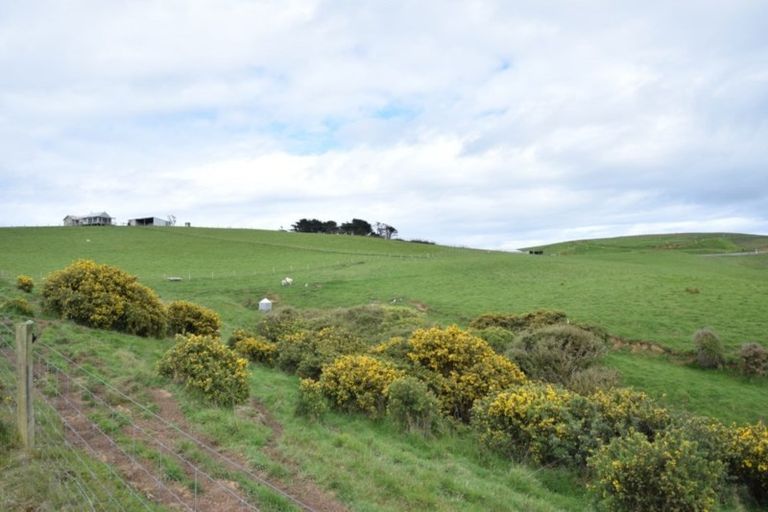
[0,320,317,512]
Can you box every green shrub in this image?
[469,309,567,333]
[407,325,527,421]
[591,388,671,440]
[1,298,34,317]
[318,355,404,416]
[157,334,249,406]
[227,328,257,348]
[368,336,411,366]
[256,307,302,342]
[276,326,367,379]
[588,428,725,512]
[386,376,441,435]
[166,300,220,337]
[42,260,166,337]
[728,421,768,504]
[233,336,277,366]
[507,324,607,386]
[693,328,725,369]
[567,366,621,395]
[738,342,768,377]
[16,275,33,293]
[295,378,328,420]
[304,304,428,343]
[473,383,604,466]
[470,326,517,353]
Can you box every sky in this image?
[1,1,767,250]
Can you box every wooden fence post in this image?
[16,320,34,452]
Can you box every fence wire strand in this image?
[35,363,190,512]
[38,340,314,512]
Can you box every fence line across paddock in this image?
[0,320,321,512]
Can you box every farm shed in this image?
[128,217,171,227]
[259,298,272,312]
[63,212,113,226]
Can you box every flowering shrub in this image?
[738,342,768,377]
[407,326,526,421]
[469,310,567,332]
[386,376,441,435]
[276,326,366,379]
[728,422,768,504]
[166,300,220,336]
[369,336,411,366]
[16,275,33,293]
[588,428,724,512]
[318,355,404,416]
[473,383,604,466]
[42,260,166,337]
[591,388,671,440]
[1,297,34,317]
[233,336,277,366]
[295,378,328,419]
[157,334,249,406]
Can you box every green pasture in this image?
[0,226,766,510]
[0,227,765,352]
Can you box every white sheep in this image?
[281,277,294,286]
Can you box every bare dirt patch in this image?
[38,365,348,512]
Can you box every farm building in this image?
[63,212,114,226]
[128,217,172,227]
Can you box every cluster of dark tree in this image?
[291,218,398,239]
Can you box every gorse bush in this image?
[233,336,277,366]
[469,309,567,333]
[386,376,441,435]
[42,260,166,337]
[693,328,725,369]
[166,300,220,337]
[318,355,404,416]
[590,388,671,440]
[407,326,527,421]
[2,298,34,317]
[256,307,302,342]
[588,427,725,512]
[295,378,328,420]
[473,383,604,466]
[16,275,33,293]
[738,342,768,377]
[470,326,518,354]
[276,326,367,379]
[507,324,607,387]
[302,304,429,343]
[728,421,768,504]
[157,334,249,406]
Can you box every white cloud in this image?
[0,0,766,247]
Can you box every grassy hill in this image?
[1,227,766,511]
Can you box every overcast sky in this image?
[1,1,767,250]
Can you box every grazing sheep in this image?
[281,277,294,286]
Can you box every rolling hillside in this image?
[1,227,766,511]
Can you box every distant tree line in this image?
[291,218,398,239]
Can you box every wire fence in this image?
[0,320,319,512]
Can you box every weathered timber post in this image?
[16,320,34,451]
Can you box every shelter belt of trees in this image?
[291,218,397,239]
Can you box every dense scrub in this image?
[42,260,166,337]
[166,300,221,337]
[157,334,249,406]
[506,324,608,389]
